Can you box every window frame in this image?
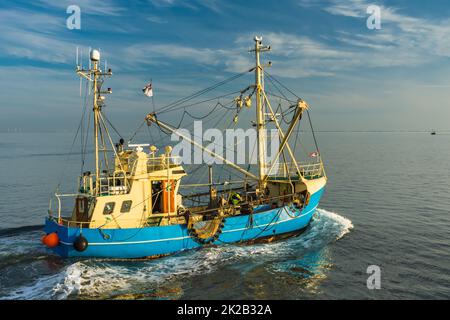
[103,202,115,215]
[120,200,132,213]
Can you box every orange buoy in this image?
[41,234,46,244]
[43,232,59,248]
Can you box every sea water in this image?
[0,131,449,299]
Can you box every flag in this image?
[309,151,319,158]
[142,82,153,97]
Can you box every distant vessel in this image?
[431,131,436,135]
[42,37,327,258]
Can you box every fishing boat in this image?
[42,37,327,258]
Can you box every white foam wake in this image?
[315,208,354,240]
[2,208,353,299]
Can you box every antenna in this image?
[88,46,92,70]
[88,47,91,96]
[98,48,101,71]
[76,47,82,96]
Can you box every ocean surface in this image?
[0,131,449,299]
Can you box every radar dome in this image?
[90,49,100,61]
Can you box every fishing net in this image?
[188,216,224,244]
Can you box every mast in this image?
[251,36,271,189]
[76,49,112,195]
[92,54,100,193]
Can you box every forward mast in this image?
[76,49,113,196]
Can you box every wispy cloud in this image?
[36,0,126,16]
[121,33,344,78]
[0,4,134,65]
[123,43,225,66]
[323,0,450,59]
[149,0,227,13]
[0,9,75,63]
[146,15,168,24]
[0,9,64,34]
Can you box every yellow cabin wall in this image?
[88,179,150,229]
[86,150,186,229]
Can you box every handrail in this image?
[49,192,95,223]
[146,155,182,170]
[51,215,180,228]
[272,160,325,179]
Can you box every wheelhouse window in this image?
[120,200,132,213]
[103,202,115,215]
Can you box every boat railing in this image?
[48,193,94,224]
[48,214,175,228]
[48,215,93,228]
[146,155,182,172]
[273,160,325,180]
[99,171,130,196]
[79,170,130,196]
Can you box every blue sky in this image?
[1,0,450,132]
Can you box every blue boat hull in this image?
[44,187,324,259]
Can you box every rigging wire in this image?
[158,91,239,115]
[265,91,295,103]
[128,68,251,144]
[128,120,147,143]
[102,112,123,140]
[156,69,251,114]
[150,78,163,141]
[55,88,88,192]
[146,123,155,145]
[306,109,320,154]
[81,110,92,173]
[264,71,300,101]
[264,70,321,153]
[80,80,90,174]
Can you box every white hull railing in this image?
[48,192,95,224]
[271,159,325,179]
